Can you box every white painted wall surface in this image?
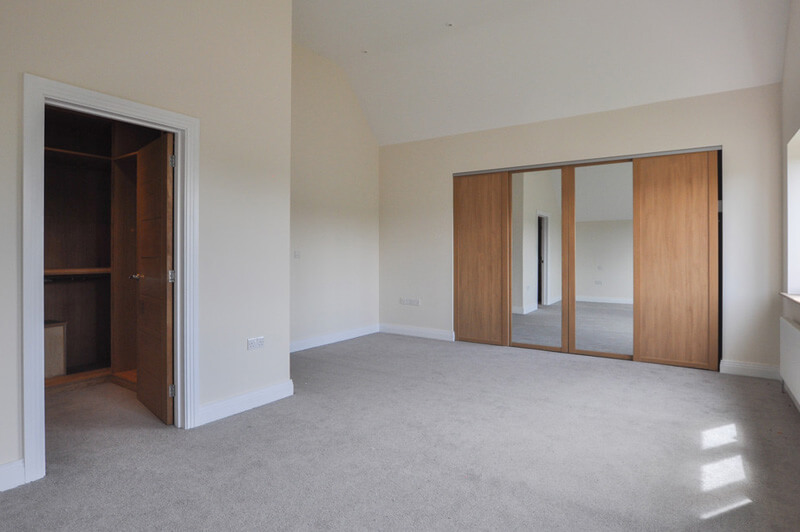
[783,0,800,145]
[574,163,633,303]
[290,46,380,349]
[511,174,526,311]
[0,0,292,468]
[575,221,633,303]
[781,0,800,400]
[380,84,782,368]
[524,171,562,307]
[511,170,563,313]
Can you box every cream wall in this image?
[511,175,526,311]
[781,0,800,396]
[512,172,564,313]
[522,170,562,308]
[783,0,800,305]
[0,0,292,467]
[573,163,633,303]
[290,46,379,347]
[575,221,633,303]
[783,0,800,145]
[380,84,782,367]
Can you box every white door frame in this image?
[21,74,200,484]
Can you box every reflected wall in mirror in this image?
[511,169,562,348]
[574,162,633,355]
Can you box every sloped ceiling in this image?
[293,0,790,146]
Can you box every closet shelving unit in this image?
[44,107,161,389]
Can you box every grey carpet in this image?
[513,301,633,354]
[1,333,799,530]
[512,302,562,348]
[575,301,633,354]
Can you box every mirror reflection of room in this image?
[511,169,563,348]
[574,162,633,355]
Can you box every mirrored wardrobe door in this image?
[572,162,634,357]
[510,169,566,350]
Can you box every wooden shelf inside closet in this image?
[44,268,112,276]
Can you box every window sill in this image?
[780,292,800,306]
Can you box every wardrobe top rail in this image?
[452,145,721,178]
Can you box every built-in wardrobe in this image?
[453,150,721,370]
[44,106,175,423]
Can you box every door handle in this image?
[129,273,144,280]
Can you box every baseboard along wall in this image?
[719,360,781,381]
[379,323,455,342]
[290,325,380,353]
[291,323,454,354]
[0,459,25,492]
[575,296,634,304]
[195,380,294,427]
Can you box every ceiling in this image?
[293,0,790,146]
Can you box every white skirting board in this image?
[780,317,800,410]
[195,380,294,427]
[291,323,454,354]
[290,325,380,353]
[719,360,781,381]
[380,323,455,342]
[0,459,25,492]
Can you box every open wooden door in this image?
[134,133,174,424]
[633,151,719,370]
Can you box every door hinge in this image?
[168,384,175,398]
[170,154,175,168]
[168,270,176,283]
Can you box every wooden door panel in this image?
[135,133,174,424]
[453,172,510,345]
[138,332,161,371]
[138,297,163,336]
[111,158,138,373]
[138,219,162,258]
[136,331,165,421]
[138,193,161,221]
[633,151,718,369]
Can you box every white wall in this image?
[521,179,539,312]
[783,0,800,300]
[574,163,633,303]
[0,0,292,469]
[783,0,800,146]
[511,170,562,313]
[781,0,800,398]
[290,46,380,349]
[525,170,562,307]
[575,221,633,303]
[380,84,782,367]
[511,174,526,311]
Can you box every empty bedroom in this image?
[2,1,800,530]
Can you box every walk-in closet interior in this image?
[454,150,721,370]
[44,106,175,423]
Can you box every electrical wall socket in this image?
[247,336,265,350]
[399,297,421,306]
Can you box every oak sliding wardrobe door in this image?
[454,172,510,345]
[633,151,719,370]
